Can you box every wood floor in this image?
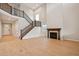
[0,35,79,56]
[0,35,16,42]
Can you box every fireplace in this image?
[47,28,61,40]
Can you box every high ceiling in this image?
[20,3,44,10]
[9,3,45,10]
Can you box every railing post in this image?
[23,11,24,18]
[20,30,22,40]
[10,6,12,14]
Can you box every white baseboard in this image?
[63,38,79,42]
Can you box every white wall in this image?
[20,4,34,21]
[12,22,16,37]
[47,4,63,28]
[23,27,41,39]
[63,4,79,36]
[34,4,47,37]
[47,3,79,40]
[62,3,79,40]
[47,3,63,39]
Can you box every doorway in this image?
[2,23,12,35]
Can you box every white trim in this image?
[64,38,79,42]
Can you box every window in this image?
[35,14,39,21]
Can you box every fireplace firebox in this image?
[50,32,57,39]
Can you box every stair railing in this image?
[0,3,32,24]
[0,3,34,39]
[0,3,41,39]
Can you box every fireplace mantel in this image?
[47,28,61,40]
[47,28,61,31]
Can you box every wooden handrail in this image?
[22,22,33,32]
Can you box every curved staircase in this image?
[0,3,41,39]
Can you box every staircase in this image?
[0,3,41,39]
